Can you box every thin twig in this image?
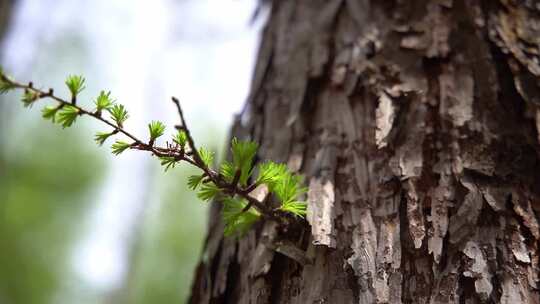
[9,79,142,144]
[231,169,241,190]
[242,182,259,194]
[169,96,274,219]
[171,97,203,165]
[2,75,278,222]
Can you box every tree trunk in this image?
[189,0,540,303]
[0,0,12,38]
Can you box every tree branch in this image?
[1,74,281,223]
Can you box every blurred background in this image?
[0,1,264,303]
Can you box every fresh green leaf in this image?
[222,197,260,237]
[260,162,308,215]
[57,105,79,128]
[256,161,288,189]
[65,75,86,96]
[108,104,129,126]
[262,166,307,217]
[220,161,235,183]
[0,71,15,94]
[0,80,15,94]
[231,138,258,185]
[274,173,306,205]
[148,120,166,141]
[197,182,221,202]
[222,197,245,221]
[41,105,60,122]
[198,147,214,168]
[159,156,179,171]
[111,140,131,155]
[94,90,114,111]
[94,131,114,146]
[280,201,307,218]
[21,90,40,107]
[187,174,204,190]
[173,129,187,148]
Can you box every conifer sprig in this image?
[94,131,116,146]
[108,104,129,127]
[94,90,115,112]
[0,69,308,237]
[173,130,187,148]
[57,105,80,128]
[148,121,166,145]
[0,68,15,93]
[65,75,85,100]
[42,105,61,122]
[22,90,40,107]
[111,140,131,155]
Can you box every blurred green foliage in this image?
[121,134,220,304]
[0,101,212,304]
[0,111,104,304]
[124,166,207,304]
[0,13,216,302]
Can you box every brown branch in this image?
[231,169,241,190]
[171,97,204,164]
[7,78,142,144]
[2,74,279,222]
[169,96,273,217]
[242,181,259,194]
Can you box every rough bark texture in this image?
[189,0,540,303]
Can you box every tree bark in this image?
[189,0,540,303]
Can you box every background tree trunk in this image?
[0,0,12,38]
[189,0,540,303]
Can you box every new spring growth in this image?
[94,91,114,114]
[65,75,85,104]
[148,121,165,146]
[0,69,308,237]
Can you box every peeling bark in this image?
[189,0,540,303]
